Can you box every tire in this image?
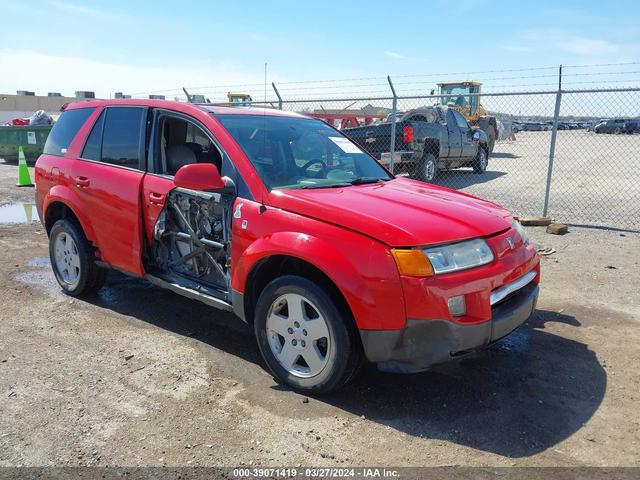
[254,275,363,394]
[49,218,106,297]
[614,127,622,134]
[415,153,437,183]
[473,147,489,174]
[486,127,496,154]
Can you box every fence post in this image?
[543,65,563,217]
[387,76,398,174]
[271,82,283,109]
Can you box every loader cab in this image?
[438,82,481,116]
[227,93,253,106]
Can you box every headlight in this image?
[512,220,529,245]
[423,238,494,274]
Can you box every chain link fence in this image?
[237,87,639,231]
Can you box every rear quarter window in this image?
[43,108,95,156]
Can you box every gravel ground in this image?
[432,130,640,231]
[0,162,639,468]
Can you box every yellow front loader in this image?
[436,81,498,153]
[227,92,253,104]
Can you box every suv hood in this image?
[268,177,512,246]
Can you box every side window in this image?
[81,111,105,161]
[157,115,222,176]
[186,123,212,150]
[43,107,95,156]
[452,110,469,130]
[101,107,145,168]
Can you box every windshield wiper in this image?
[300,183,351,189]
[299,177,389,189]
[349,177,388,185]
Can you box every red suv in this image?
[35,99,540,393]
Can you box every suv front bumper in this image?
[359,283,539,373]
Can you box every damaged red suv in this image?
[35,99,540,393]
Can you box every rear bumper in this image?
[360,283,539,373]
[379,151,417,166]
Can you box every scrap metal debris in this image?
[536,245,556,256]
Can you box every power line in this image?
[563,61,640,69]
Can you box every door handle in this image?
[149,192,165,205]
[74,176,90,187]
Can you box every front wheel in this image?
[473,148,489,174]
[415,153,437,183]
[254,275,362,394]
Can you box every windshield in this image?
[439,84,479,113]
[216,114,392,190]
[441,85,472,107]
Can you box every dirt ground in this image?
[0,160,639,468]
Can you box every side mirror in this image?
[174,163,229,192]
[472,131,481,141]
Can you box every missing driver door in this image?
[142,109,235,298]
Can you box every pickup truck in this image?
[35,99,540,394]
[343,106,489,182]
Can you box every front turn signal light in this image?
[391,249,434,277]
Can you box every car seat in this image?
[166,145,197,175]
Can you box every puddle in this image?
[14,268,66,301]
[29,257,50,267]
[0,203,40,224]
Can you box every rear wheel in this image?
[49,219,106,297]
[254,275,362,394]
[415,153,437,183]
[487,128,496,154]
[473,147,489,174]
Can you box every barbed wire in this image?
[126,62,640,99]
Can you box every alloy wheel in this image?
[479,150,488,170]
[266,293,331,378]
[424,158,436,181]
[53,231,81,288]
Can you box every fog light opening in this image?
[448,295,466,317]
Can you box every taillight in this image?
[403,125,414,143]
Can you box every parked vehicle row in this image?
[35,99,539,393]
[512,122,552,132]
[511,119,639,134]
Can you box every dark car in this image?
[594,119,627,134]
[343,106,489,182]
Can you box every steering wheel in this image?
[300,159,328,177]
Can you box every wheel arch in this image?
[233,229,403,330]
[423,137,440,158]
[243,255,356,333]
[43,186,96,243]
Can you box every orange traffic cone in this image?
[16,146,34,187]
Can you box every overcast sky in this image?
[1,0,639,101]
